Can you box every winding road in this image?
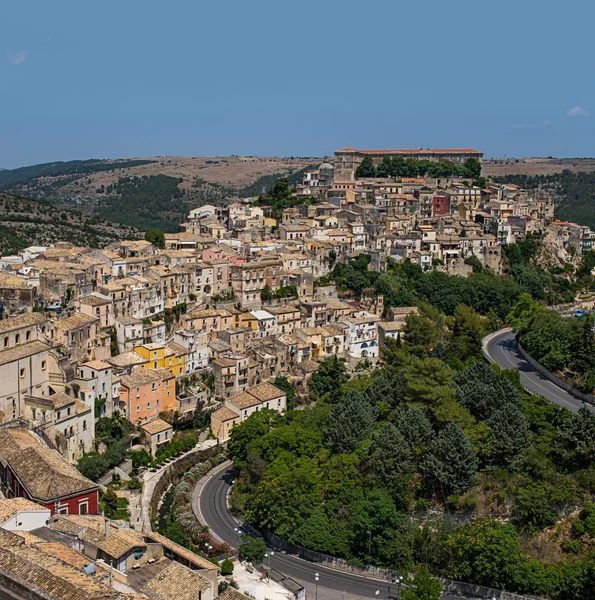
[483,328,593,414]
[193,330,578,600]
[194,460,406,598]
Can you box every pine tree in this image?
[487,403,530,467]
[427,423,478,496]
[394,406,433,459]
[327,391,377,453]
[365,369,404,407]
[363,423,413,480]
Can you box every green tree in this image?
[238,536,267,563]
[463,157,482,179]
[427,423,478,496]
[487,403,529,467]
[228,409,280,466]
[448,304,486,362]
[444,519,521,589]
[403,313,442,356]
[363,423,413,482]
[401,567,442,600]
[326,391,377,454]
[145,229,165,249]
[272,376,297,410]
[394,406,433,461]
[309,356,349,398]
[102,488,118,518]
[220,559,234,575]
[355,156,376,178]
[291,507,350,556]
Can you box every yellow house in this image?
[134,343,186,377]
[237,312,257,331]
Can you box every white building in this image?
[116,316,144,353]
[173,329,209,373]
[340,314,380,359]
[0,498,51,531]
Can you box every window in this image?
[83,420,87,431]
[136,405,140,413]
[57,506,68,515]
[151,383,156,392]
[147,402,150,408]
[156,398,160,406]
[136,388,140,398]
[26,331,31,341]
[79,502,88,515]
[15,334,20,344]
[41,361,46,371]
[3,337,7,348]
[19,368,25,378]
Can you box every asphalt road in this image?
[483,328,594,414]
[197,461,463,600]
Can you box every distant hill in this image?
[0,192,141,255]
[0,156,318,232]
[484,157,595,177]
[495,170,595,230]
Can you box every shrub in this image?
[220,559,234,575]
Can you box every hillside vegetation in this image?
[496,170,595,230]
[0,156,317,231]
[0,192,140,255]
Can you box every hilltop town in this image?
[0,146,593,599]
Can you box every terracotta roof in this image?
[97,529,145,559]
[81,360,111,371]
[121,368,173,388]
[335,147,482,154]
[79,294,111,307]
[227,391,261,410]
[0,313,49,334]
[54,313,98,331]
[141,418,172,435]
[211,407,240,422]
[0,498,48,524]
[142,531,218,570]
[0,428,96,502]
[218,588,256,600]
[0,544,114,600]
[0,340,52,367]
[108,352,148,368]
[142,560,211,600]
[247,382,285,402]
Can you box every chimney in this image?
[104,518,109,539]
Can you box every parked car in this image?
[574,309,586,318]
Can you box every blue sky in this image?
[1,0,593,168]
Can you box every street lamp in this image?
[264,551,274,583]
[314,572,320,600]
[395,575,403,600]
[375,591,380,600]
[342,590,345,600]
[234,527,242,548]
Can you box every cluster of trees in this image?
[228,295,595,598]
[0,158,156,188]
[355,156,482,181]
[497,170,595,230]
[261,284,298,301]
[319,254,520,320]
[255,177,303,217]
[98,174,186,231]
[511,294,595,392]
[77,413,133,481]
